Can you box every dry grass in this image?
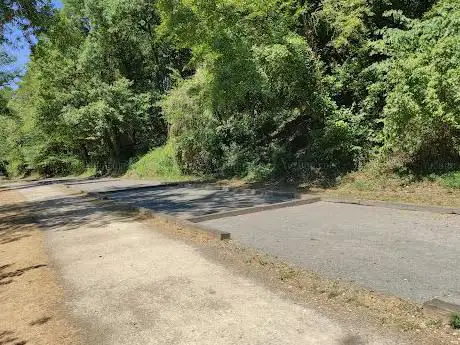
[212,172,460,209]
[0,190,80,345]
[319,170,460,208]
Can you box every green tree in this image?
[3,0,458,181]
[158,0,340,179]
[4,0,187,176]
[379,0,460,172]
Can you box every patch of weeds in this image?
[425,173,438,182]
[351,179,374,191]
[426,319,443,329]
[327,290,340,299]
[125,142,198,181]
[397,319,418,331]
[78,166,96,178]
[279,268,297,281]
[450,313,460,329]
[439,172,460,189]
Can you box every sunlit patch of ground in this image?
[0,190,80,345]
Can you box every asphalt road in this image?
[203,201,460,305]
[68,179,294,219]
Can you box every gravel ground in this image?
[203,201,460,305]
[12,184,409,345]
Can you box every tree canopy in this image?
[1,0,55,43]
[1,0,458,181]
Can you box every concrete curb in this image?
[63,185,231,240]
[88,180,213,195]
[321,197,460,215]
[138,208,231,240]
[188,196,321,223]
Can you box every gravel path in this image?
[203,201,460,305]
[13,184,404,345]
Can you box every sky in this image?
[2,0,63,80]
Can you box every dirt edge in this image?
[0,189,81,345]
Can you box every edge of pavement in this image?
[60,184,232,241]
[187,196,321,223]
[322,197,460,215]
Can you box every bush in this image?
[451,313,460,329]
[36,155,85,177]
[161,70,223,176]
[159,5,342,181]
[439,172,460,189]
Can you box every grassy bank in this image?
[320,170,460,208]
[124,144,199,182]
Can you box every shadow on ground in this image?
[0,183,295,232]
[2,176,299,219]
[105,186,294,218]
[0,177,99,192]
[0,192,135,234]
[0,264,47,286]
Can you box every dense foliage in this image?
[380,0,460,173]
[1,0,459,181]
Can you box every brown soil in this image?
[0,190,80,345]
